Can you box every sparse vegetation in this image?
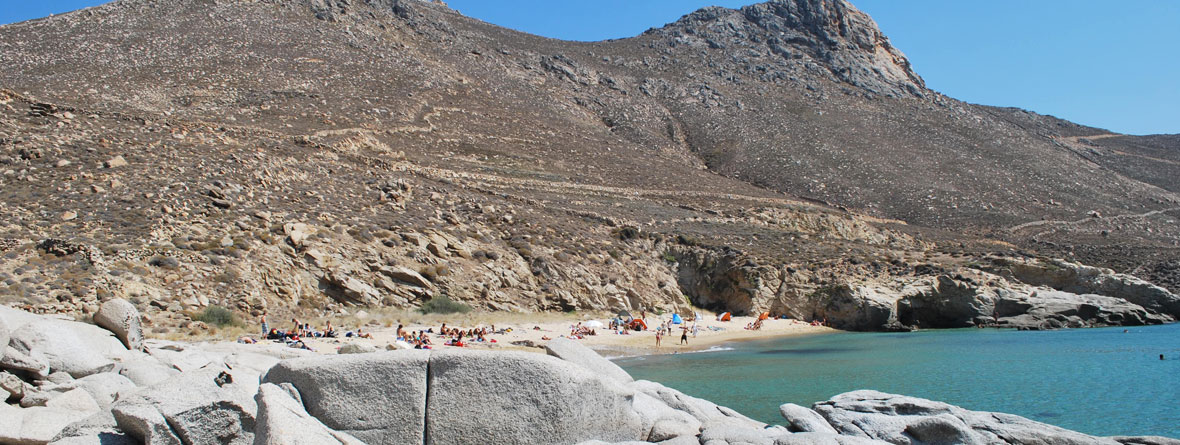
[192,305,243,327]
[418,295,471,314]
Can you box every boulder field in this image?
[2,303,1178,445]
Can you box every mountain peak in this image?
[650,0,925,98]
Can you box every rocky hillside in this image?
[0,0,1177,332]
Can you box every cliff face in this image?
[0,0,1177,331]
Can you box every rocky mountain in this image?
[0,0,1177,332]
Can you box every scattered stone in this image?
[337,343,377,354]
[103,156,128,168]
[283,223,316,248]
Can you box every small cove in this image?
[617,323,1180,438]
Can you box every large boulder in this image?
[544,337,634,383]
[112,366,257,445]
[426,349,645,445]
[8,319,129,378]
[813,390,1120,445]
[261,350,430,445]
[252,383,366,445]
[93,299,144,351]
[779,403,838,434]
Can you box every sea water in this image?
[616,323,1180,438]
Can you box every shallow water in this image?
[616,323,1180,438]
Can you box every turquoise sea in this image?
[616,323,1180,438]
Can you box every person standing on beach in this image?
[655,329,662,347]
[260,314,268,337]
[680,327,688,345]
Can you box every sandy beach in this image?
[287,310,837,358]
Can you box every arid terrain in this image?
[1,0,1178,335]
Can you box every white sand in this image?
[292,311,835,357]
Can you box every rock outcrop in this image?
[3,303,1177,445]
[810,390,1124,445]
[650,0,926,98]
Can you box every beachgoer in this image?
[692,323,699,338]
[680,328,688,345]
[655,329,662,347]
[260,314,268,337]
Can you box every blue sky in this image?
[2,0,1176,135]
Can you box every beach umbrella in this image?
[584,320,605,329]
[671,313,683,324]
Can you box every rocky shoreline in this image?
[3,302,1177,445]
